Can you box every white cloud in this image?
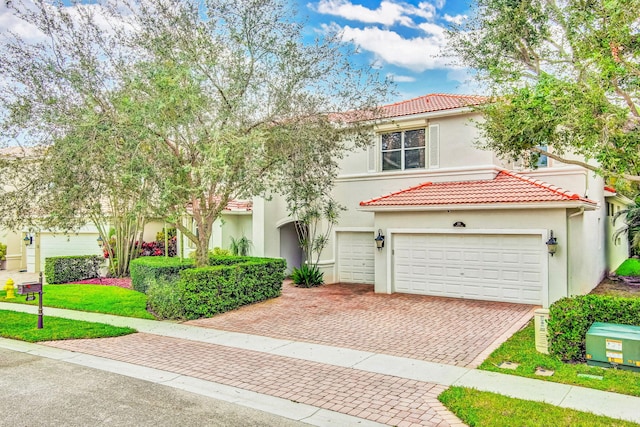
[331,24,450,72]
[443,13,467,25]
[313,0,435,27]
[387,73,416,82]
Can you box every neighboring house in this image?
[240,93,629,307]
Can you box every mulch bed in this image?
[68,277,132,289]
[590,277,640,298]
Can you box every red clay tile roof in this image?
[378,93,488,119]
[359,170,597,208]
[224,199,252,212]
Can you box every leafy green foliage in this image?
[0,0,390,271]
[178,258,286,320]
[548,295,640,362]
[229,236,252,256]
[480,322,640,397]
[615,258,640,276]
[613,198,640,255]
[439,386,640,427]
[0,242,6,262]
[146,277,186,320]
[0,285,154,319]
[44,255,103,284]
[447,0,640,182]
[291,264,324,288]
[0,310,136,343]
[130,257,195,293]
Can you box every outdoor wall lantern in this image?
[97,236,104,247]
[546,231,558,256]
[23,234,32,246]
[374,229,385,251]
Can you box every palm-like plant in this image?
[613,196,640,255]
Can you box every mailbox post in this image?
[17,272,44,329]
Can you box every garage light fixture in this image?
[97,236,104,247]
[546,231,558,256]
[374,229,385,250]
[23,234,32,246]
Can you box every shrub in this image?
[130,254,262,293]
[44,255,103,284]
[0,242,6,261]
[291,264,324,287]
[178,257,286,319]
[146,276,186,320]
[229,236,252,256]
[130,257,195,293]
[548,294,640,362]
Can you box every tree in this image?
[0,0,390,267]
[447,0,640,182]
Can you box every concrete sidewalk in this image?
[1,302,639,426]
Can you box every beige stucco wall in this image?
[0,228,23,270]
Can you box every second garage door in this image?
[337,232,375,284]
[393,233,543,304]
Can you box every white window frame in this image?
[380,128,427,171]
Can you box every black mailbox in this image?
[17,282,42,295]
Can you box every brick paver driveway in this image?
[45,282,535,426]
[187,282,535,368]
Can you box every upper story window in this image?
[378,125,439,172]
[381,129,426,171]
[536,144,549,167]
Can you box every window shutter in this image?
[367,142,376,172]
[428,124,439,168]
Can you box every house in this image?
[238,93,629,307]
[3,93,630,308]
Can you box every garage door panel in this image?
[393,233,543,305]
[338,232,375,284]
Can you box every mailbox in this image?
[17,282,42,295]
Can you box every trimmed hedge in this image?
[548,294,640,362]
[130,257,195,293]
[178,258,286,320]
[130,255,269,293]
[44,255,103,284]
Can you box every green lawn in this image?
[0,309,136,342]
[479,321,640,397]
[439,387,639,427]
[615,258,640,276]
[0,284,155,319]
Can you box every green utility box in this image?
[586,322,640,372]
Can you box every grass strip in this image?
[479,321,640,397]
[0,284,154,319]
[0,309,136,342]
[439,386,639,427]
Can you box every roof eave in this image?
[374,106,478,125]
[358,200,599,212]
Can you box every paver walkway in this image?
[187,282,534,367]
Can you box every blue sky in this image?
[0,0,477,104]
[298,0,477,102]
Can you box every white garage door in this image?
[40,233,102,270]
[337,232,375,284]
[393,233,543,304]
